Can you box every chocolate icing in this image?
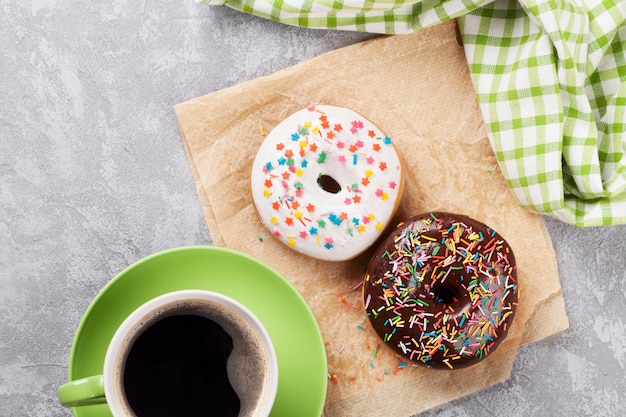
[363,212,519,370]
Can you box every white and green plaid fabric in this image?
[199,0,626,227]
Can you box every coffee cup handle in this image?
[58,375,108,407]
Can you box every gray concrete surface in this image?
[1,1,625,416]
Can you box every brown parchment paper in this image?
[175,20,569,417]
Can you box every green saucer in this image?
[67,246,327,417]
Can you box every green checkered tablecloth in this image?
[199,0,626,227]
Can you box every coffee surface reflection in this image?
[123,314,240,417]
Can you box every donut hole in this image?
[317,174,342,194]
[430,281,461,310]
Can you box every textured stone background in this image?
[1,1,625,416]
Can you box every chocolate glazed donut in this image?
[363,212,519,370]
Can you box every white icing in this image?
[251,105,403,261]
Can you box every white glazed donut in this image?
[251,105,404,261]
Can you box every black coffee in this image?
[123,314,241,417]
